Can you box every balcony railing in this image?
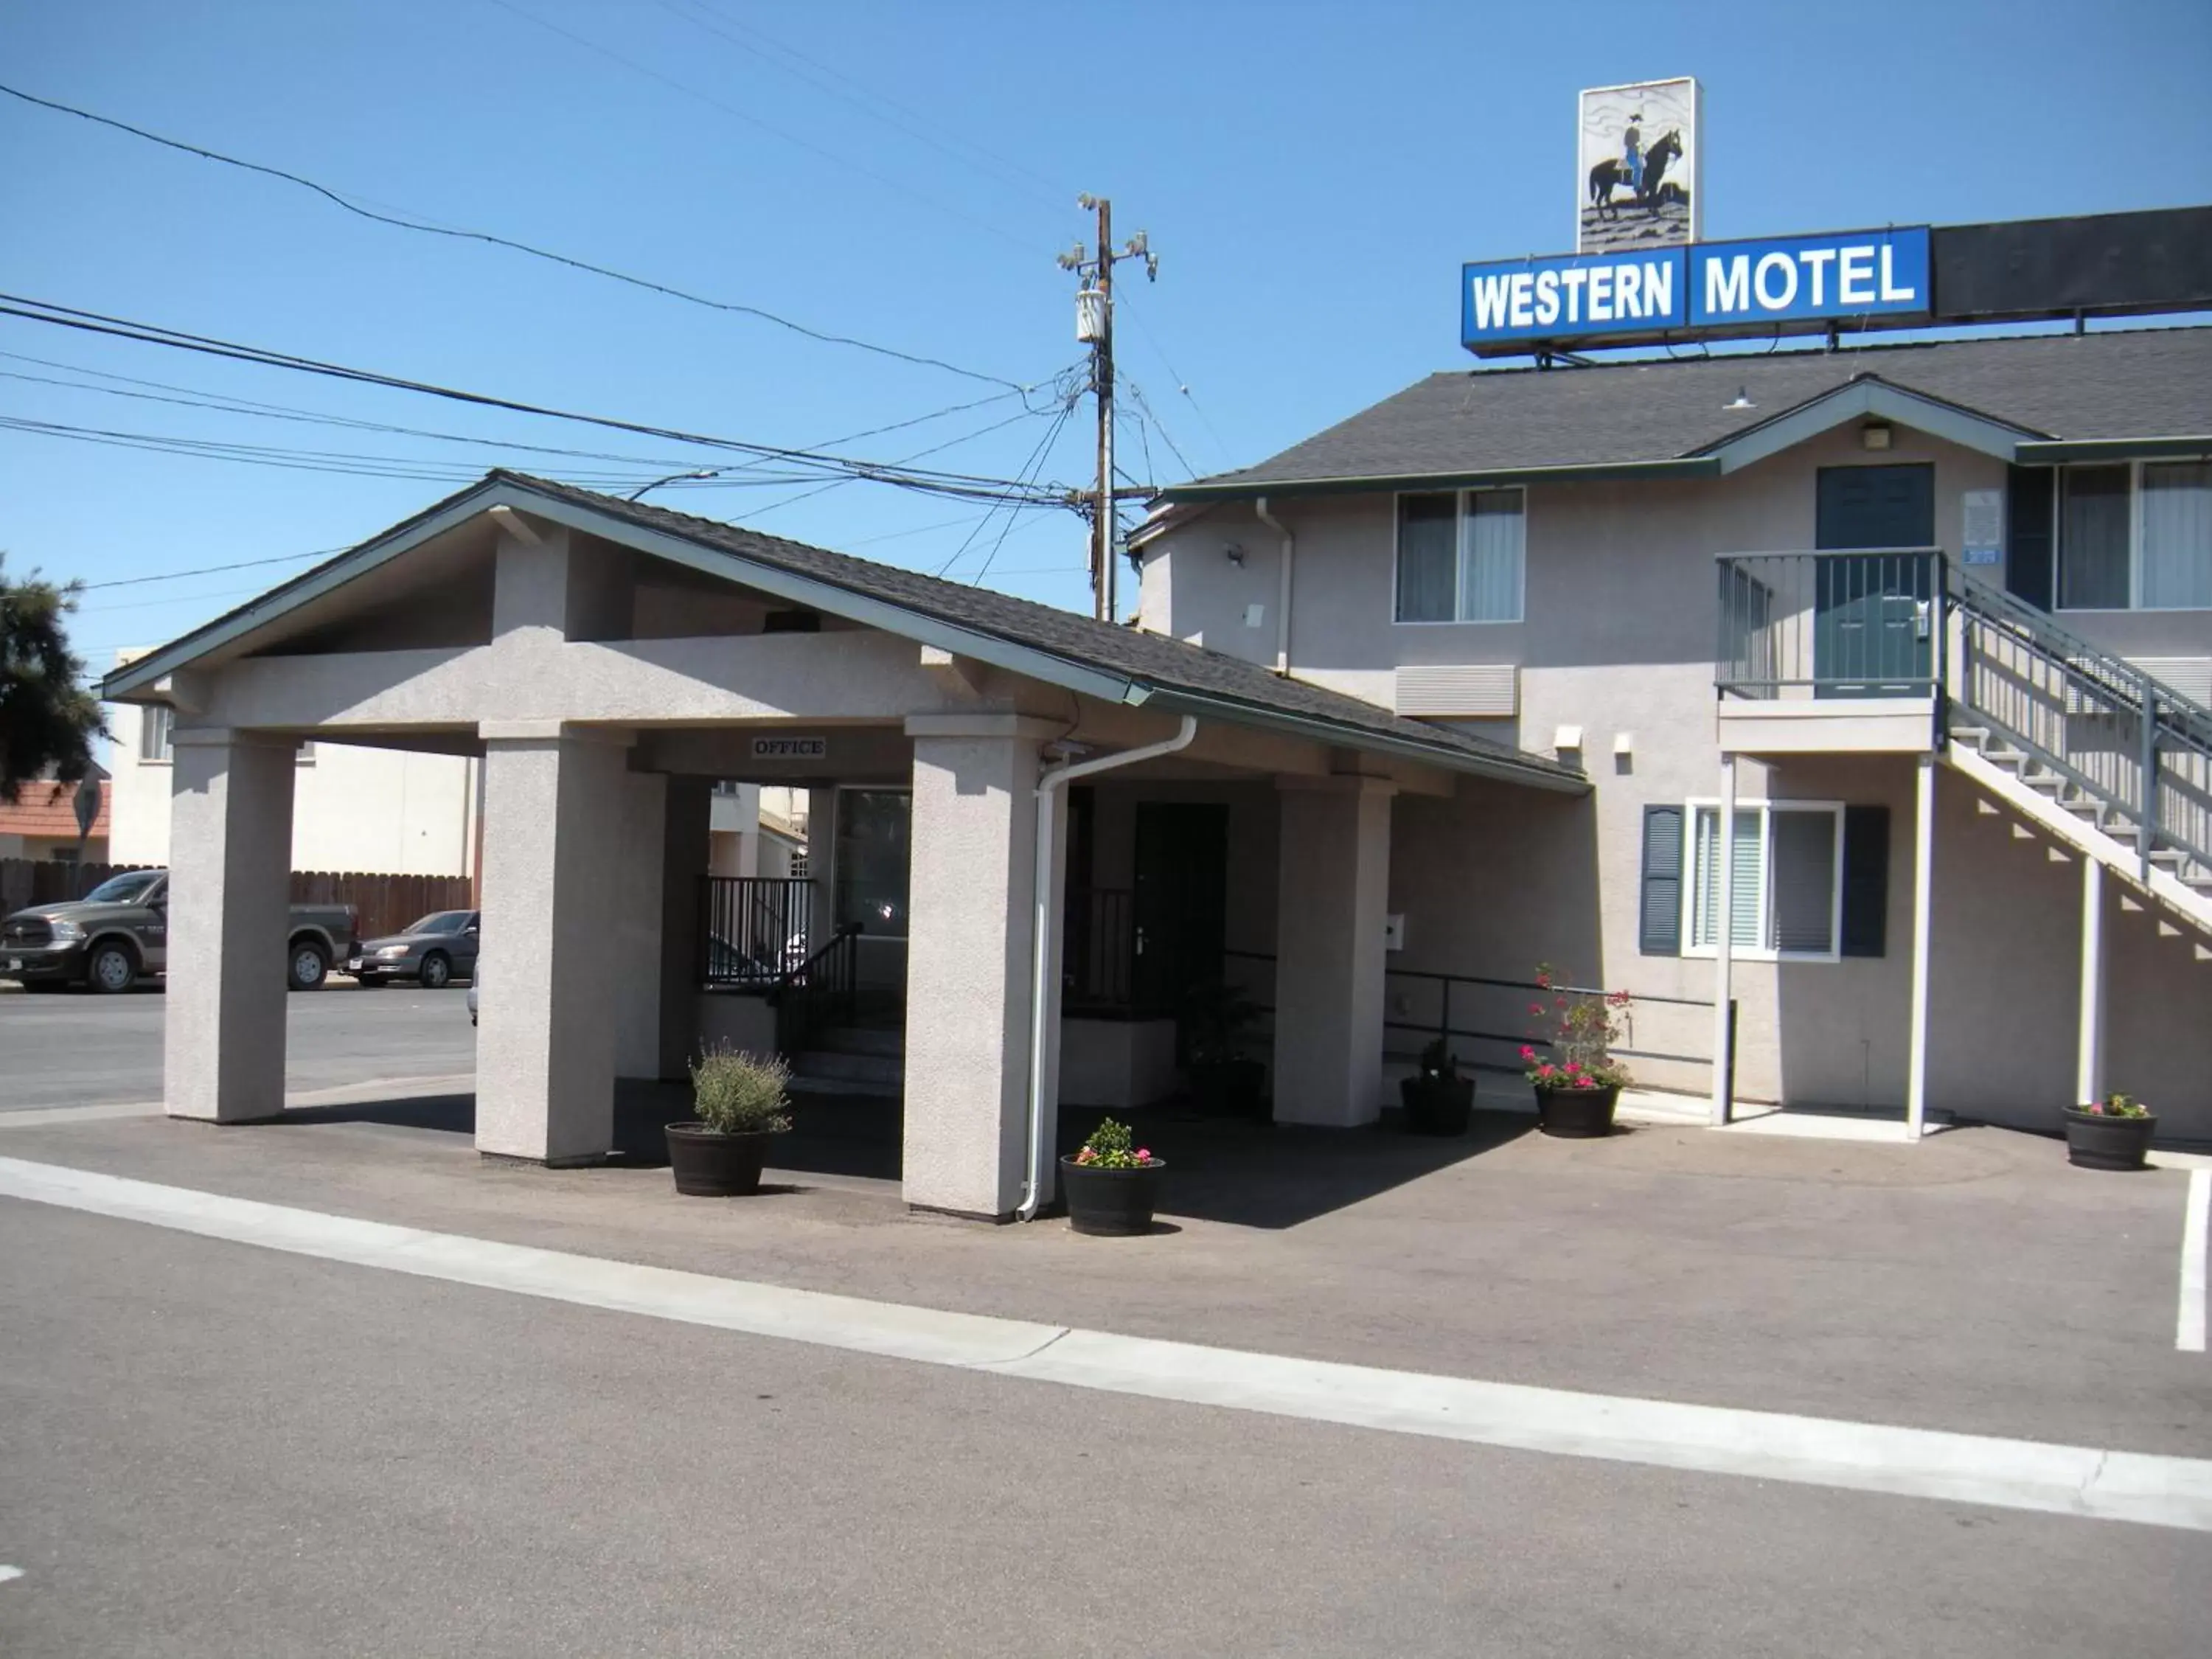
[1716,549,1947,700]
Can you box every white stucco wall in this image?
[1142,419,2212,1134]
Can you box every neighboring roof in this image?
[100,472,1586,794]
[1158,326,2212,501]
[0,766,109,838]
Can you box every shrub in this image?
[1072,1117,1158,1171]
[1417,1036,1460,1082]
[689,1045,792,1135]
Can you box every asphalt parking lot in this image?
[0,980,476,1112]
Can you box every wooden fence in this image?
[0,859,474,943]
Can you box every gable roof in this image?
[1158,326,2212,502]
[99,471,1586,793]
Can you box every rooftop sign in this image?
[1461,226,1932,354]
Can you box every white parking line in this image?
[0,1565,24,1585]
[2181,1169,2210,1355]
[2,1153,2210,1533]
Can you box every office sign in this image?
[751,736,827,760]
[1578,77,1701,253]
[1461,226,1931,352]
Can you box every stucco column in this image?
[1272,775,1395,1127]
[610,769,667,1081]
[658,776,712,1080]
[164,728,299,1123]
[474,724,632,1165]
[900,714,1059,1218]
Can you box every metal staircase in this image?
[1944,572,2212,938]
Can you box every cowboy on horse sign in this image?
[1577,77,1702,254]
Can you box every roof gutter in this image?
[1158,456,1721,506]
[2014,436,2212,464]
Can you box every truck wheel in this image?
[418,952,452,990]
[87,940,138,995]
[288,939,330,992]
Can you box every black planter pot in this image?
[1060,1155,1166,1236]
[1189,1056,1266,1119]
[2062,1107,2156,1171]
[1400,1074,1475,1136]
[1534,1083,1620,1138]
[665,1124,781,1195]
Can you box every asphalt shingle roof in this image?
[1170,326,2212,495]
[492,474,1587,790]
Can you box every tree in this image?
[0,552,105,805]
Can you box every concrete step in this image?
[1950,724,1992,748]
[793,1048,902,1086]
[821,1025,902,1057]
[788,1072,902,1100]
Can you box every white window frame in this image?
[1680,798,1846,964]
[2055,459,2212,615]
[1391,486,1526,625]
[138,704,173,764]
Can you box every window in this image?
[1684,801,1844,960]
[832,788,910,937]
[2056,461,2212,612]
[1394,488,1525,622]
[139,705,173,762]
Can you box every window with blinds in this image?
[1686,802,1844,959]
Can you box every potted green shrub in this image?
[1521,965,1633,1138]
[666,1045,793,1196]
[1060,1118,1166,1235]
[1181,979,1266,1118]
[1400,1036,1475,1135]
[2062,1093,2156,1171]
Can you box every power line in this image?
[78,549,349,591]
[0,79,1034,393]
[478,0,1031,254]
[0,293,1079,507]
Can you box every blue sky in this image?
[3,0,2208,669]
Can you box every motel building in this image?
[102,206,2212,1217]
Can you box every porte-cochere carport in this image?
[103,472,1584,1220]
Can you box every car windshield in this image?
[406,911,472,934]
[82,871,162,905]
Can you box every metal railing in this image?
[1949,571,2212,879]
[1220,950,1734,1113]
[772,923,862,1057]
[1062,886,1135,1009]
[700,876,812,988]
[1716,548,1947,703]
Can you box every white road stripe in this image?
[2181,1168,2210,1355]
[3,1153,2209,1533]
[0,1566,24,1585]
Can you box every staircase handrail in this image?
[770,919,863,996]
[1949,568,2212,740]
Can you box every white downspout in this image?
[1018,714,1199,1220]
[1255,496,1294,676]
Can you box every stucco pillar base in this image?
[164,728,299,1124]
[1271,776,1394,1128]
[899,717,1056,1219]
[473,728,632,1165]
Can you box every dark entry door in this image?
[1132,802,1228,1015]
[1814,464,1935,698]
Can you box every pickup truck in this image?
[0,868,357,994]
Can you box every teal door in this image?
[1814,465,1935,698]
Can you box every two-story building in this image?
[98,323,2211,1221]
[1134,325,2212,1138]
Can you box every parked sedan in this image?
[348,910,479,989]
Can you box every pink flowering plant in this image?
[2082,1093,2149,1119]
[1520,964,1634,1092]
[1071,1117,1159,1170]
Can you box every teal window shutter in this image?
[1840,805,1889,958]
[1639,805,1683,956]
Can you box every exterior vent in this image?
[1394,663,1517,717]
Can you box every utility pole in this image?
[1060,195,1155,622]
